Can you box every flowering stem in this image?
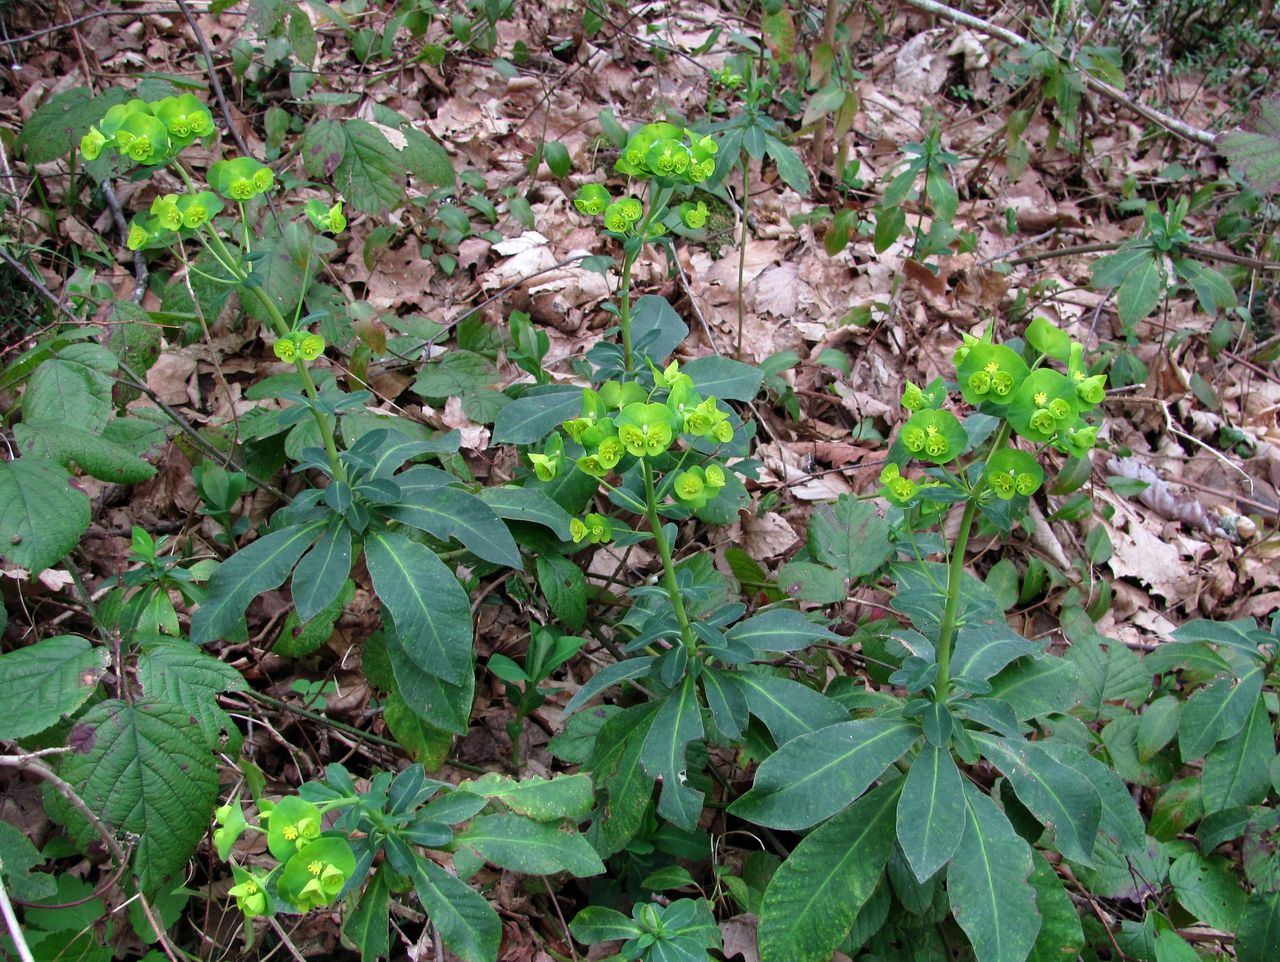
[620,251,636,374]
[934,420,1011,701]
[641,460,697,653]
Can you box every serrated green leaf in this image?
[402,123,455,186]
[684,355,764,402]
[808,495,894,583]
[729,719,919,830]
[57,699,217,891]
[292,519,352,622]
[1169,851,1247,929]
[764,134,810,194]
[1217,96,1280,192]
[365,529,473,686]
[1116,252,1167,330]
[947,782,1039,962]
[640,675,704,831]
[137,640,246,752]
[190,521,324,645]
[455,814,604,876]
[0,457,92,575]
[23,343,116,434]
[0,636,108,740]
[536,554,586,631]
[896,746,964,882]
[974,733,1101,866]
[385,486,520,567]
[1067,634,1150,718]
[758,779,900,962]
[17,86,127,164]
[586,703,659,857]
[0,821,57,901]
[302,118,405,214]
[16,422,156,484]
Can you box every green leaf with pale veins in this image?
[396,851,500,962]
[807,496,894,583]
[458,772,595,821]
[896,745,965,882]
[454,814,604,876]
[724,608,840,654]
[0,635,108,740]
[57,699,218,891]
[342,864,390,962]
[0,457,91,574]
[1202,696,1273,813]
[734,672,848,745]
[1025,850,1084,962]
[302,118,406,214]
[137,639,246,752]
[480,485,574,540]
[729,718,919,831]
[16,422,156,484]
[190,521,324,645]
[385,486,521,567]
[23,342,117,433]
[292,519,352,622]
[974,733,1101,867]
[758,778,901,962]
[640,675,704,831]
[948,781,1040,962]
[1217,96,1280,192]
[1179,663,1264,761]
[365,529,474,687]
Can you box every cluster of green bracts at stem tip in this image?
[216,795,356,917]
[529,360,734,535]
[881,318,1105,507]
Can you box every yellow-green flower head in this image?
[209,156,274,201]
[266,797,325,860]
[570,517,588,542]
[617,196,644,223]
[80,126,107,162]
[1054,419,1099,458]
[615,401,676,457]
[679,200,709,229]
[593,435,624,471]
[278,837,356,913]
[228,866,270,918]
[989,471,1015,499]
[272,331,326,364]
[984,448,1044,500]
[956,343,1029,407]
[1009,369,1077,443]
[574,183,610,216]
[898,409,965,465]
[879,463,919,506]
[603,201,633,234]
[617,122,682,177]
[177,191,223,229]
[901,381,927,412]
[674,468,705,502]
[528,451,560,482]
[126,216,152,251]
[97,100,149,140]
[150,194,183,232]
[645,138,691,177]
[305,198,346,234]
[115,111,171,165]
[154,93,214,144]
[703,462,726,489]
[583,512,613,544]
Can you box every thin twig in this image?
[0,872,35,962]
[100,180,148,302]
[267,916,308,962]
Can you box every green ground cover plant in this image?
[1,2,1278,962]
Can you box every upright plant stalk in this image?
[619,251,637,374]
[934,421,1011,700]
[736,161,749,359]
[641,460,697,653]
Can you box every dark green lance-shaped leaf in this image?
[292,520,352,623]
[973,733,1101,867]
[588,703,659,857]
[365,529,473,687]
[948,781,1040,962]
[1172,617,1272,661]
[758,778,900,962]
[730,718,919,830]
[702,668,748,739]
[1217,95,1280,192]
[398,851,501,962]
[16,421,156,484]
[302,118,405,213]
[1174,258,1237,317]
[570,906,643,944]
[136,640,246,752]
[1236,891,1280,962]
[0,457,92,574]
[952,621,1042,685]
[366,433,440,479]
[808,496,894,583]
[386,626,475,735]
[385,486,520,568]
[57,699,217,891]
[458,772,594,821]
[735,672,848,745]
[343,864,390,962]
[1116,250,1166,330]
[896,745,965,882]
[764,133,811,194]
[0,636,108,740]
[725,608,840,654]
[988,656,1080,719]
[454,814,604,876]
[640,675,705,831]
[564,656,655,715]
[190,521,324,645]
[684,355,765,401]
[1202,696,1273,813]
[1179,663,1263,761]
[393,463,456,499]
[631,295,688,364]
[480,485,573,540]
[536,554,586,631]
[1026,850,1084,962]
[492,385,583,444]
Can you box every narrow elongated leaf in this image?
[735,672,848,745]
[948,782,1040,962]
[1202,696,1273,813]
[458,772,594,820]
[0,636,108,740]
[975,733,1101,866]
[683,355,764,401]
[480,485,573,540]
[0,457,92,574]
[455,814,604,876]
[701,668,748,739]
[1237,891,1280,962]
[492,386,582,444]
[392,464,456,499]
[1179,664,1263,761]
[952,621,1042,684]
[896,746,965,882]
[399,852,501,962]
[386,629,475,734]
[764,134,811,193]
[564,657,655,715]
[729,719,919,830]
[640,675,704,831]
[725,608,840,654]
[57,699,218,891]
[190,522,324,645]
[366,530,473,687]
[386,487,520,568]
[1116,252,1166,329]
[292,520,352,622]
[343,864,390,962]
[571,906,641,944]
[758,779,900,962]
[1026,850,1084,962]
